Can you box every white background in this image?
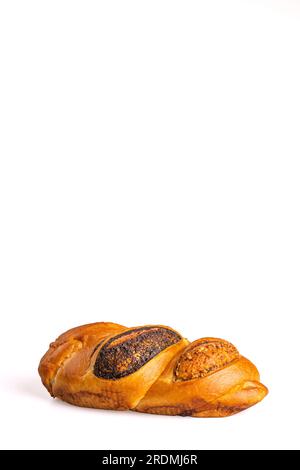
[0,0,299,450]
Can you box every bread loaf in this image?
[38,322,268,417]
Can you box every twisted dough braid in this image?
[38,322,268,417]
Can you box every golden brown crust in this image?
[38,323,268,417]
[135,353,267,417]
[174,337,239,381]
[38,322,126,396]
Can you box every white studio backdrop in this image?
[0,0,299,450]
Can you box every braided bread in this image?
[38,322,268,417]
